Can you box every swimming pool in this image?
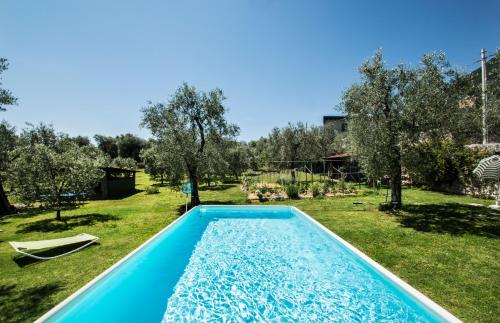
[38,205,460,322]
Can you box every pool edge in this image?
[36,204,462,323]
[291,206,462,323]
[35,206,201,323]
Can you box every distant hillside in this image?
[469,52,499,93]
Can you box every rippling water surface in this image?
[163,214,433,322]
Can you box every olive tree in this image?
[141,141,183,186]
[110,157,137,170]
[0,58,17,111]
[0,58,18,215]
[141,83,239,206]
[0,121,17,214]
[8,125,106,220]
[342,51,465,208]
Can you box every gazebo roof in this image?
[100,167,137,173]
[322,153,351,160]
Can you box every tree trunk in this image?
[0,181,13,215]
[55,194,63,221]
[390,149,402,210]
[189,172,200,206]
[160,174,164,186]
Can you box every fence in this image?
[246,160,363,185]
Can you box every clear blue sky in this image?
[1,0,499,141]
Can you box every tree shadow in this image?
[0,218,10,225]
[13,242,100,268]
[98,189,144,200]
[394,203,499,238]
[16,213,119,234]
[0,282,63,323]
[3,207,55,220]
[151,183,168,187]
[0,284,16,298]
[199,184,236,192]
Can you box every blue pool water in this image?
[44,206,450,322]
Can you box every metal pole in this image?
[311,162,313,183]
[481,48,488,144]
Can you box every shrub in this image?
[145,186,159,194]
[311,182,322,197]
[285,184,299,199]
[255,189,268,202]
[277,177,293,186]
[299,182,310,193]
[337,179,346,192]
[322,181,335,193]
[403,140,489,190]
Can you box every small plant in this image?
[285,184,299,199]
[145,186,160,194]
[277,177,293,186]
[255,189,268,202]
[299,182,310,194]
[338,179,346,192]
[311,182,322,197]
[241,175,256,191]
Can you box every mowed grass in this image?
[0,172,499,322]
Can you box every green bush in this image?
[299,182,310,193]
[241,175,256,191]
[337,179,346,192]
[255,189,268,202]
[311,182,322,197]
[285,184,300,199]
[277,177,293,186]
[322,181,335,193]
[404,140,490,189]
[145,186,159,194]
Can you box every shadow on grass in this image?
[97,189,144,200]
[13,242,100,268]
[394,203,499,238]
[151,183,168,188]
[199,184,236,192]
[16,213,119,234]
[0,282,63,323]
[3,207,55,220]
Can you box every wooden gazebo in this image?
[96,167,137,199]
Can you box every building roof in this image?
[323,115,346,122]
[322,153,351,160]
[100,167,137,173]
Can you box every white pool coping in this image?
[292,206,461,322]
[36,205,462,322]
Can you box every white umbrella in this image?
[473,155,500,209]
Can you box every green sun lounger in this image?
[9,233,99,260]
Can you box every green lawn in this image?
[0,172,498,322]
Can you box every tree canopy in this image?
[0,58,17,111]
[341,50,483,207]
[141,83,239,206]
[8,124,106,220]
[0,58,17,215]
[94,133,147,161]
